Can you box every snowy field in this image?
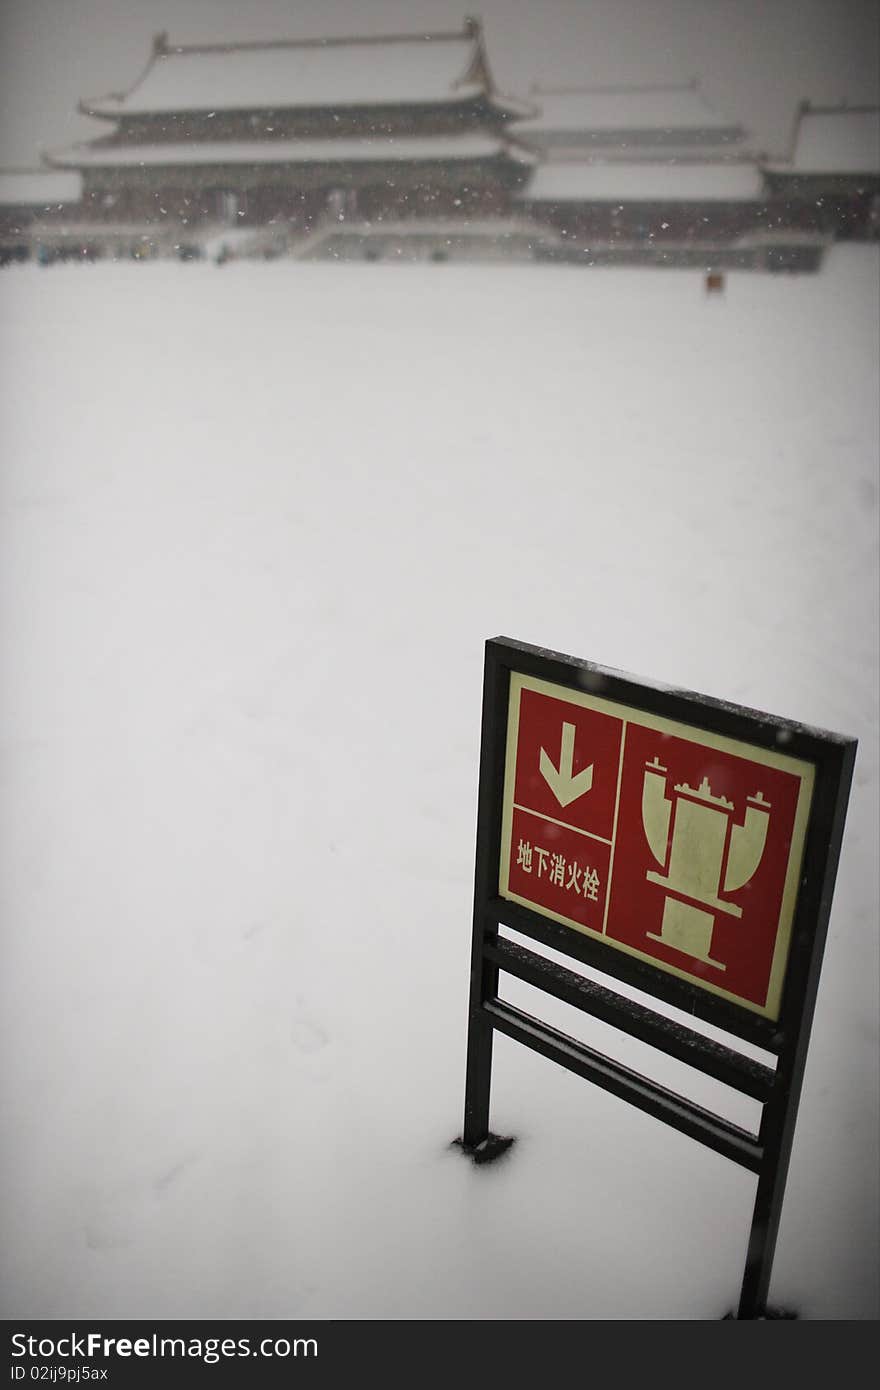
[1,247,877,1321]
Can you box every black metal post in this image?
[462,937,496,1148]
[461,644,511,1158]
[737,1088,798,1318]
[736,732,856,1317]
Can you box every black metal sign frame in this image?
[462,636,856,1319]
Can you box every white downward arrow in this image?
[539,722,594,807]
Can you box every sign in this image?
[461,637,856,1318]
[499,673,814,1020]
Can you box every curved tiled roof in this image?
[520,160,763,201]
[513,82,744,140]
[80,24,526,117]
[767,106,880,175]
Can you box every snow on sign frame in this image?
[461,637,856,1319]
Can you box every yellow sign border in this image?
[499,672,816,1021]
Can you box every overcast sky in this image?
[0,0,878,166]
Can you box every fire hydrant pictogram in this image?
[641,756,771,971]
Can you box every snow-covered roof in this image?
[513,82,743,138]
[50,133,518,169]
[82,26,499,117]
[775,106,880,175]
[0,169,82,205]
[521,160,763,202]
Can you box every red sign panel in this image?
[500,674,815,1019]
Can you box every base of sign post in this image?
[452,1133,516,1166]
[722,1306,798,1320]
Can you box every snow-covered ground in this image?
[1,248,877,1320]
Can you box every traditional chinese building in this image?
[3,22,871,271]
[761,103,880,241]
[511,81,750,163]
[0,170,85,262]
[42,19,536,259]
[510,85,826,271]
[515,157,830,271]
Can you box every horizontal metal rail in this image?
[483,998,764,1173]
[487,895,782,1051]
[486,935,776,1102]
